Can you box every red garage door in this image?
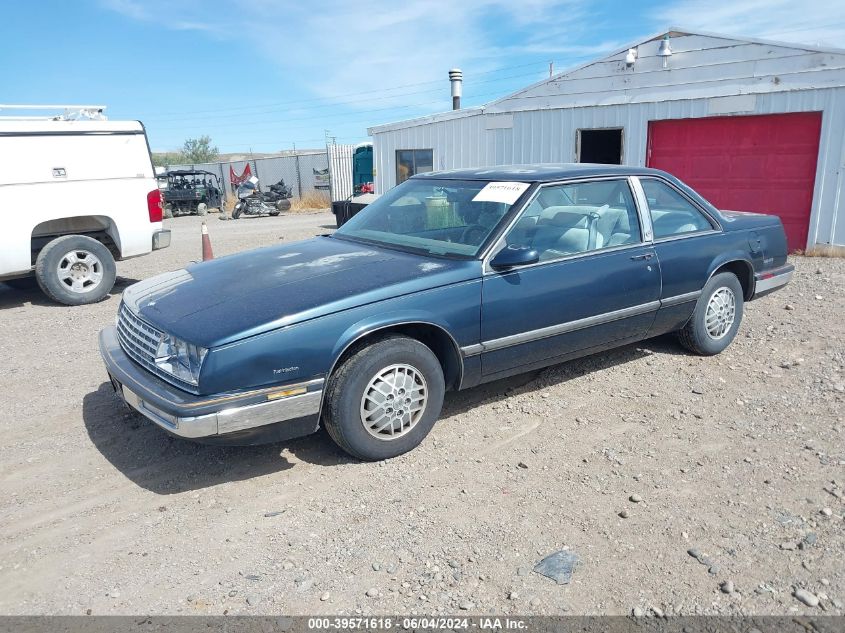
[647,112,822,250]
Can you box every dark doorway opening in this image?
[578,128,623,164]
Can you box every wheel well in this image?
[30,216,120,263]
[333,323,463,391]
[713,260,753,300]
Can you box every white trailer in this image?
[0,107,170,305]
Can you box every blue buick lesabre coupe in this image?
[100,165,793,460]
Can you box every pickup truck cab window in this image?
[505,178,642,261]
[641,178,715,239]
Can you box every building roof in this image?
[369,27,845,134]
[413,163,664,182]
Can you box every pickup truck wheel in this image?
[678,272,744,356]
[323,335,445,461]
[35,235,116,306]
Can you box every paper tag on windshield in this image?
[472,181,530,204]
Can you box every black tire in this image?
[678,272,744,355]
[3,276,38,290]
[35,235,116,306]
[268,211,281,216]
[323,335,445,461]
[232,205,242,219]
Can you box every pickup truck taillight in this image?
[147,189,163,222]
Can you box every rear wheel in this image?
[323,336,445,461]
[35,235,116,305]
[678,272,744,355]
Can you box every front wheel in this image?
[323,336,445,461]
[678,272,744,355]
[232,204,242,219]
[35,235,116,305]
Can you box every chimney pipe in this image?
[449,68,463,110]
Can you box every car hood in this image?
[122,236,478,348]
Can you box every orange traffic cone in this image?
[201,222,214,261]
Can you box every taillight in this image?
[147,189,163,222]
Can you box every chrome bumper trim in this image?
[121,383,322,438]
[152,229,171,250]
[753,265,794,297]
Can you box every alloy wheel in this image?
[360,364,428,440]
[57,249,103,294]
[704,287,736,340]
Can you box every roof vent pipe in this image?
[657,35,673,68]
[449,68,463,110]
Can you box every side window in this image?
[396,149,434,184]
[506,179,642,261]
[641,179,714,239]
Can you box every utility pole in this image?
[249,146,260,187]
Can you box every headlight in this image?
[154,334,207,385]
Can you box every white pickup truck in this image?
[0,114,170,305]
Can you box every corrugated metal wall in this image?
[370,33,845,248]
[372,88,845,248]
[327,144,354,201]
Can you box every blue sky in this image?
[4,0,844,153]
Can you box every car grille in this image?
[116,303,198,394]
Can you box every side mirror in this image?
[490,245,539,270]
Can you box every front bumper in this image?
[752,263,794,299]
[152,230,171,250]
[99,326,323,442]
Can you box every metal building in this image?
[368,29,845,251]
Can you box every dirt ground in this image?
[0,212,842,617]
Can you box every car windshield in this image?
[333,178,525,258]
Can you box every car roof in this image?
[411,163,667,182]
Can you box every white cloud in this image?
[100,0,222,33]
[101,0,596,104]
[653,0,845,48]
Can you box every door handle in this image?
[630,253,655,261]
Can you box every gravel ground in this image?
[0,212,842,617]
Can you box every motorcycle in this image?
[232,179,281,219]
[259,178,293,212]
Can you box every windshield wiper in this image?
[332,233,433,256]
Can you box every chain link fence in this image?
[166,150,330,203]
